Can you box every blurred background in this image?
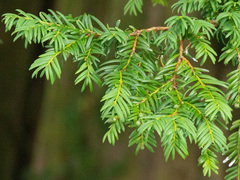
[0,0,235,179]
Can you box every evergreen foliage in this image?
[2,0,240,178]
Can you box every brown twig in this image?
[131,33,139,55]
[123,33,139,70]
[170,39,205,89]
[181,56,195,73]
[171,39,183,89]
[130,19,217,37]
[210,20,218,27]
[179,39,183,58]
[130,26,169,36]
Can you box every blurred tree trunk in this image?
[0,0,54,179]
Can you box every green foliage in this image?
[152,0,168,7]
[124,0,167,15]
[3,0,240,179]
[224,120,240,180]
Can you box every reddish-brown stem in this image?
[123,34,139,70]
[131,33,139,55]
[179,39,183,58]
[210,20,218,27]
[182,56,195,73]
[130,19,217,36]
[172,39,183,89]
[130,26,169,36]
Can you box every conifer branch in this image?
[3,2,239,178]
